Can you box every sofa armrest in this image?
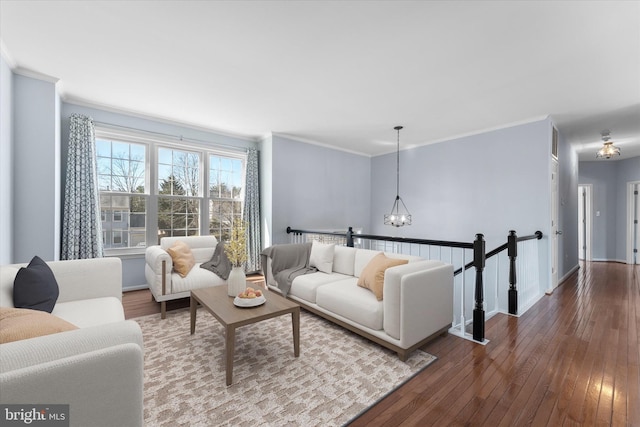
[0,320,143,372]
[0,321,144,427]
[145,245,172,296]
[0,344,143,427]
[383,261,454,348]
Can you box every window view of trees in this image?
[97,139,147,249]
[157,148,201,238]
[209,155,243,242]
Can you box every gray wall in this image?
[269,134,372,245]
[13,74,61,263]
[373,122,551,239]
[0,55,13,264]
[558,128,579,279]
[579,156,640,262]
[370,119,553,290]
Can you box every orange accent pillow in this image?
[0,307,78,344]
[357,253,408,300]
[167,241,196,278]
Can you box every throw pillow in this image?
[13,255,60,313]
[357,253,408,300]
[309,241,335,274]
[167,241,196,278]
[200,242,232,280]
[0,307,78,344]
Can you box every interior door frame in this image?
[627,181,639,265]
[578,184,593,262]
[549,159,559,293]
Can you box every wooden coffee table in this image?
[190,285,300,386]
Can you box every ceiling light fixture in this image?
[596,130,621,159]
[384,126,411,227]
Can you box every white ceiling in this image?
[1,1,639,159]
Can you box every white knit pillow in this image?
[309,242,335,274]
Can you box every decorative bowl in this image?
[233,295,266,308]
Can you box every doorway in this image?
[627,182,639,264]
[578,185,592,262]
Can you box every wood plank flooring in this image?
[122,262,639,426]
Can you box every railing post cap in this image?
[286,226,291,234]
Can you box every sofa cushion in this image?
[0,307,78,343]
[170,264,226,294]
[290,272,352,303]
[357,253,408,300]
[51,297,125,328]
[332,246,356,276]
[167,241,196,277]
[354,250,383,278]
[0,266,19,307]
[309,242,335,274]
[13,256,59,313]
[316,279,384,331]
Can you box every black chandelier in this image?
[384,126,411,227]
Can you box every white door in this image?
[550,160,559,292]
[578,185,592,261]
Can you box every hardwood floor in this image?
[122,262,639,426]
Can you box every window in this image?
[95,127,246,253]
[157,147,201,238]
[209,154,244,241]
[96,137,148,252]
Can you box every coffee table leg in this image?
[226,326,235,386]
[190,294,197,334]
[292,307,300,357]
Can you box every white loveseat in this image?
[264,244,454,361]
[0,257,144,427]
[145,236,226,318]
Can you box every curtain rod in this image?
[92,121,251,153]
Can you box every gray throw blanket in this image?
[260,242,317,297]
[200,242,232,280]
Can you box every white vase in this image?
[227,266,247,297]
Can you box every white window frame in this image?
[94,125,247,255]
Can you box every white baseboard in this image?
[560,264,580,284]
[591,258,628,264]
[123,284,149,292]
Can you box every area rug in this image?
[135,308,437,426]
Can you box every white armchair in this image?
[145,236,226,318]
[0,257,144,427]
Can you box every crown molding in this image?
[0,39,16,68]
[63,95,260,143]
[271,132,371,157]
[373,115,552,157]
[12,66,60,84]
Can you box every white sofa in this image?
[264,244,454,361]
[0,257,144,427]
[145,236,226,318]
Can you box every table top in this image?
[191,285,299,328]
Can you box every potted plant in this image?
[225,220,248,296]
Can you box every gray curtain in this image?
[243,148,261,273]
[61,114,104,259]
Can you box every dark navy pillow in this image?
[13,256,60,313]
